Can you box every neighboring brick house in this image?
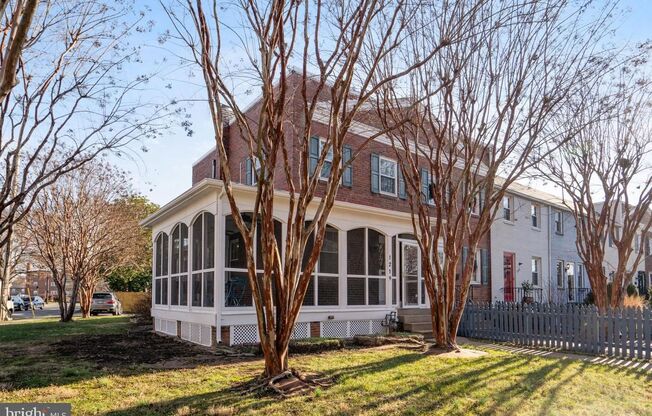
[10,266,58,301]
[142,75,492,346]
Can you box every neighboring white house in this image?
[490,182,553,303]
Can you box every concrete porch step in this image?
[396,308,431,316]
[399,314,433,324]
[402,322,434,332]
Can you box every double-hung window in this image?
[554,211,564,234]
[531,204,539,228]
[319,139,334,180]
[503,196,513,221]
[347,228,386,306]
[531,257,541,286]
[379,157,397,196]
[556,260,564,287]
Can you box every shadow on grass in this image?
[99,349,587,416]
[96,348,651,416]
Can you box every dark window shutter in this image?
[398,166,406,199]
[309,136,320,176]
[420,168,429,203]
[245,158,252,185]
[481,248,490,284]
[343,145,353,187]
[370,153,380,193]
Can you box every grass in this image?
[0,316,650,416]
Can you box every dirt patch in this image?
[52,325,225,368]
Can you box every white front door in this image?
[402,241,425,307]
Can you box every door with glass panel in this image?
[401,242,422,307]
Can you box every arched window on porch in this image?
[191,212,215,308]
[224,214,282,307]
[154,232,169,305]
[170,223,189,306]
[347,228,386,306]
[302,224,339,306]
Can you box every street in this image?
[11,302,81,321]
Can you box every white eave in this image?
[140,179,223,228]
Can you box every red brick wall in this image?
[190,75,492,292]
[192,153,216,185]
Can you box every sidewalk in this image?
[458,336,652,374]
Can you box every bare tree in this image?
[542,66,652,311]
[0,0,173,320]
[26,160,143,321]
[164,0,476,378]
[0,0,39,101]
[377,0,619,349]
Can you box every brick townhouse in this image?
[143,75,650,347]
[142,75,492,346]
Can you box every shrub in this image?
[623,295,645,310]
[132,291,152,319]
[289,337,344,354]
[583,291,595,305]
[626,283,639,297]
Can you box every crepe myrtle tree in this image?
[0,0,176,320]
[26,160,144,321]
[542,63,652,312]
[164,0,480,377]
[377,0,620,349]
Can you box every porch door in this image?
[503,253,515,302]
[401,242,422,307]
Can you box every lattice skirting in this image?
[321,319,386,338]
[179,321,212,346]
[154,318,177,336]
[229,321,312,346]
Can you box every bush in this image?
[623,295,645,310]
[132,291,152,319]
[626,283,639,297]
[583,291,595,305]
[289,337,344,354]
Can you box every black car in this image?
[20,296,32,310]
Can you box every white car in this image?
[31,296,45,309]
[5,297,14,317]
[10,295,25,311]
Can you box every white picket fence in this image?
[459,303,652,360]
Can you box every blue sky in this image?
[113,1,652,206]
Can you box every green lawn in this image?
[0,316,650,416]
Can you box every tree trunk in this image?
[0,278,11,320]
[79,286,91,318]
[259,334,290,377]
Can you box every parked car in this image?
[31,296,45,309]
[20,295,33,310]
[5,297,14,317]
[90,292,122,316]
[10,295,24,311]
